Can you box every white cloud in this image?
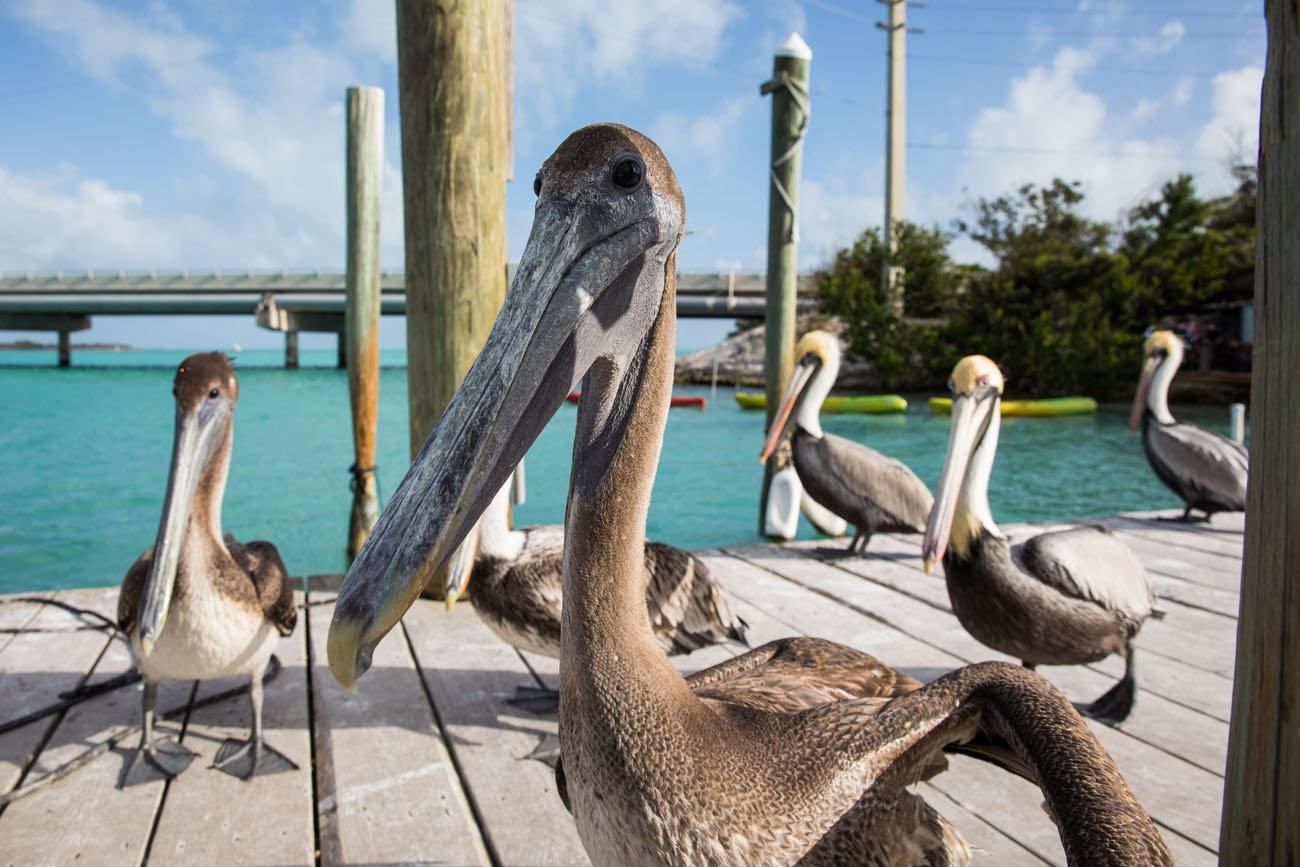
[1131,97,1160,122]
[652,94,754,177]
[959,46,1185,221]
[1197,65,1264,171]
[12,0,407,268]
[0,165,299,270]
[514,0,740,135]
[1172,76,1194,106]
[1130,21,1185,56]
[797,179,883,269]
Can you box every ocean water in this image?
[0,349,1226,593]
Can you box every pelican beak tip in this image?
[922,557,935,576]
[139,635,155,658]
[326,614,373,691]
[444,595,456,613]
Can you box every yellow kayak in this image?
[735,391,908,414]
[928,396,1098,417]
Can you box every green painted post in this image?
[758,33,812,536]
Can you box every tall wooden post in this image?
[345,85,384,562]
[758,33,811,536]
[1220,3,1300,861]
[397,0,511,594]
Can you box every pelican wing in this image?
[1147,421,1248,509]
[118,551,152,633]
[645,542,748,654]
[686,637,922,714]
[797,432,933,532]
[1015,526,1159,623]
[227,536,298,636]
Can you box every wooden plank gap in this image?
[398,619,504,867]
[140,679,199,867]
[301,591,324,867]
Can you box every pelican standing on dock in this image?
[445,481,747,710]
[1130,329,1248,521]
[118,353,297,783]
[923,355,1164,725]
[328,125,1171,865]
[760,331,932,555]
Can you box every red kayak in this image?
[566,391,706,410]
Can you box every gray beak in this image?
[921,392,997,574]
[139,401,230,655]
[328,194,680,688]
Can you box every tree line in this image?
[814,168,1256,400]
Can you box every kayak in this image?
[734,391,909,414]
[568,392,707,410]
[928,396,1098,417]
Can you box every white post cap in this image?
[776,32,812,61]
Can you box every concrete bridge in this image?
[0,270,816,366]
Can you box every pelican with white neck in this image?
[1130,329,1248,521]
[760,330,932,555]
[923,354,1164,725]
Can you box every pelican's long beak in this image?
[1129,354,1159,432]
[139,401,229,655]
[443,523,480,612]
[922,392,996,574]
[327,194,680,688]
[759,357,818,463]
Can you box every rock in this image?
[674,313,881,389]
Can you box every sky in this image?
[0,0,1266,351]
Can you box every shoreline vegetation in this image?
[0,340,131,350]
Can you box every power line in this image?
[908,141,1222,162]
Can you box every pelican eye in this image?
[533,172,542,197]
[208,388,220,399]
[612,157,644,191]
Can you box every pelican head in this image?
[139,352,238,656]
[328,124,685,688]
[1129,329,1182,430]
[759,330,840,461]
[921,355,1004,574]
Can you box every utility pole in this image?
[877,0,909,317]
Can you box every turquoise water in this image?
[1,349,1222,593]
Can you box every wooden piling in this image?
[397,0,511,594]
[758,33,811,536]
[285,331,299,369]
[1220,3,1300,861]
[344,85,384,562]
[337,333,348,370]
[57,330,70,368]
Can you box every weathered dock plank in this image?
[147,597,314,867]
[404,600,589,866]
[307,595,491,867]
[0,593,116,795]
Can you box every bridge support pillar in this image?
[337,332,347,369]
[58,330,71,367]
[285,331,299,369]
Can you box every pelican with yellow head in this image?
[923,355,1164,725]
[1130,329,1248,521]
[759,330,932,555]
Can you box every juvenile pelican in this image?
[330,125,1171,865]
[1130,330,1248,521]
[923,355,1164,725]
[760,331,932,555]
[446,481,747,710]
[118,353,297,783]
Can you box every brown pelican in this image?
[118,353,297,784]
[923,355,1164,725]
[1130,329,1248,521]
[446,481,748,711]
[329,125,1172,865]
[759,331,932,555]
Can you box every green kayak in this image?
[928,396,1098,417]
[735,391,909,414]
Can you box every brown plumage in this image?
[328,124,1173,866]
[118,353,296,784]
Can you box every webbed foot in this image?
[214,737,298,779]
[120,738,195,787]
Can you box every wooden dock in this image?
[0,508,1240,866]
